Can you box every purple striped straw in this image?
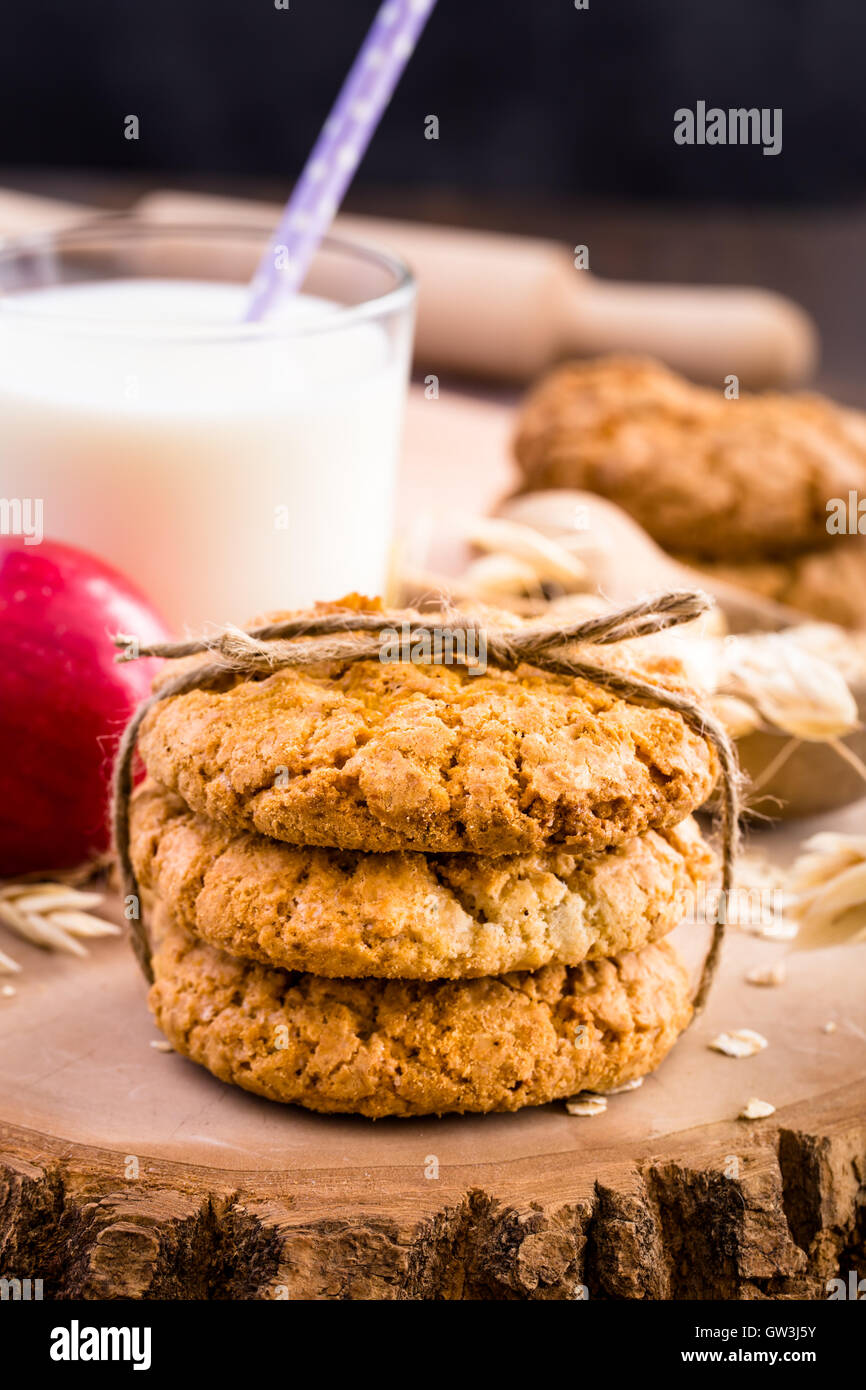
[244,0,438,322]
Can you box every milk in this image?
[0,280,411,628]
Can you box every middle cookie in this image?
[130,781,714,980]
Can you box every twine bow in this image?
[112,590,740,1015]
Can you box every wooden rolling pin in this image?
[0,187,89,236]
[137,189,817,388]
[0,186,817,387]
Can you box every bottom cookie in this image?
[149,910,693,1118]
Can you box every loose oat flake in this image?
[566,1093,608,1117]
[745,963,786,987]
[149,1039,174,1053]
[739,1097,776,1121]
[602,1077,644,1095]
[709,1028,768,1058]
[0,946,21,975]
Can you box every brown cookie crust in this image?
[684,539,866,629]
[130,781,714,980]
[137,652,717,857]
[149,914,693,1117]
[514,357,866,562]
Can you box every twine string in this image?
[112,590,739,1014]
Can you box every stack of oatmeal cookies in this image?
[514,357,866,628]
[128,600,718,1118]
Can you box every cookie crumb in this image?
[822,1021,838,1034]
[1,984,16,998]
[739,1097,776,1120]
[149,1039,174,1053]
[709,1028,768,1058]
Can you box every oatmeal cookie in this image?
[514,357,866,561]
[130,780,714,979]
[149,913,693,1117]
[137,640,718,856]
[685,539,866,629]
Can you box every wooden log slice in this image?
[1,810,864,1300]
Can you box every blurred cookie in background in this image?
[513,357,866,626]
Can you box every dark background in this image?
[3,0,865,203]
[2,0,866,400]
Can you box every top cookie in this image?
[513,357,866,561]
[137,609,717,856]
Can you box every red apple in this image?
[0,538,170,875]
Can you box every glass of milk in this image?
[0,217,416,628]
